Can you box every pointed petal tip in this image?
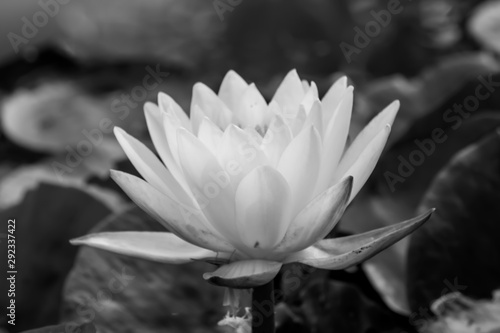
[113,126,125,137]
[385,100,401,116]
[343,175,354,189]
[157,91,166,101]
[144,101,157,110]
[109,169,128,183]
[69,237,83,246]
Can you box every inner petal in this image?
[216,125,269,187]
[234,83,270,130]
[235,166,291,250]
[191,82,232,129]
[261,114,293,167]
[277,125,322,217]
[176,128,243,248]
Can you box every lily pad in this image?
[280,278,415,333]
[407,129,500,312]
[61,205,228,332]
[0,184,111,331]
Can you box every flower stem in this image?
[252,280,275,333]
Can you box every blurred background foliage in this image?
[0,0,500,332]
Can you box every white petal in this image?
[191,82,232,129]
[71,231,225,264]
[190,104,207,135]
[218,70,249,111]
[267,100,282,116]
[143,103,190,193]
[338,100,399,173]
[313,87,353,196]
[158,92,191,131]
[261,114,293,166]
[283,209,434,269]
[235,166,291,249]
[217,125,269,187]
[234,83,269,129]
[274,176,352,253]
[243,127,264,145]
[301,80,310,92]
[289,106,307,137]
[300,82,319,113]
[203,260,282,288]
[322,76,348,127]
[198,116,223,156]
[163,111,183,167]
[176,128,242,246]
[335,124,392,204]
[277,125,322,216]
[114,127,185,200]
[302,101,323,139]
[272,69,304,116]
[110,170,234,252]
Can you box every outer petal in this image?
[111,170,234,253]
[277,125,322,216]
[313,86,353,197]
[191,82,232,129]
[114,127,188,203]
[272,69,304,116]
[144,103,189,194]
[322,76,348,127]
[158,92,191,131]
[176,128,242,246]
[283,209,434,269]
[274,176,352,253]
[203,260,282,288]
[334,124,392,204]
[218,70,249,111]
[235,166,291,249]
[71,231,225,264]
[163,111,184,168]
[261,114,293,166]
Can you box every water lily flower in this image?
[72,70,433,289]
